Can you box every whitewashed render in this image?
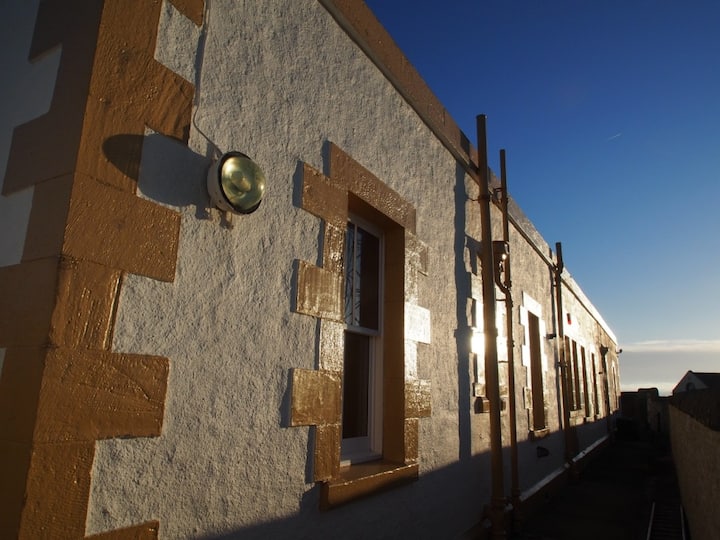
[0,1,619,539]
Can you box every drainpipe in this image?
[499,150,521,518]
[554,242,577,468]
[477,115,506,539]
[599,346,613,437]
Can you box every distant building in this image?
[0,1,621,538]
[619,387,670,438]
[672,371,720,394]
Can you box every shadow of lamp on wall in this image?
[102,134,266,224]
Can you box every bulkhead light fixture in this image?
[207,151,265,214]
[492,240,510,293]
[492,240,509,262]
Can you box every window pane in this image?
[344,223,379,330]
[528,313,545,429]
[342,332,370,439]
[356,227,379,329]
[344,225,355,324]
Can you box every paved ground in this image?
[510,435,685,540]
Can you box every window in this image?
[520,294,549,435]
[581,346,590,417]
[342,219,383,464]
[591,353,600,417]
[564,338,582,412]
[564,338,574,409]
[291,146,430,509]
[528,313,546,430]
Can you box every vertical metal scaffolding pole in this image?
[477,115,506,539]
[554,242,576,465]
[500,150,520,516]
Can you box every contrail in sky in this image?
[606,133,622,141]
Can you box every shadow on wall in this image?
[454,161,473,462]
[188,421,611,540]
[193,449,494,540]
[103,133,212,219]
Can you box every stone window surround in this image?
[519,292,550,438]
[563,331,597,423]
[289,142,431,509]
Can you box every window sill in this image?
[530,427,550,440]
[569,410,585,426]
[320,461,419,509]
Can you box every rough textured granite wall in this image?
[69,1,620,538]
[87,1,477,538]
[669,403,720,540]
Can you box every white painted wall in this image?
[88,1,481,538]
[85,1,617,538]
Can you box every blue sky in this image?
[365,0,720,393]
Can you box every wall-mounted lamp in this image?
[599,345,609,356]
[492,240,509,262]
[207,151,265,214]
[492,240,510,293]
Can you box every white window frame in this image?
[341,215,384,466]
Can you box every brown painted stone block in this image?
[34,348,169,443]
[405,379,432,418]
[383,251,405,299]
[50,257,121,350]
[79,91,191,193]
[322,223,345,275]
[168,0,205,26]
[0,258,59,348]
[141,63,194,142]
[295,260,343,321]
[328,143,416,233]
[88,47,193,142]
[383,376,406,463]
[319,320,345,372]
[22,175,74,262]
[77,100,146,193]
[404,418,419,462]
[0,348,45,444]
[19,441,95,539]
[302,164,348,229]
[321,462,419,509]
[384,377,406,425]
[86,520,160,540]
[64,174,180,282]
[290,369,342,427]
[314,424,341,481]
[96,0,163,54]
[0,442,31,537]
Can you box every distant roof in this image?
[692,372,720,390]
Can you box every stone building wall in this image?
[669,401,720,540]
[0,1,620,538]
